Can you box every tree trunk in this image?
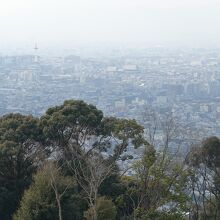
[92,189,98,220]
[55,193,63,220]
[133,211,137,220]
[93,206,97,220]
[58,198,62,220]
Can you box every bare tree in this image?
[46,162,72,220]
[68,152,115,220]
[64,120,146,220]
[142,106,159,146]
[141,105,204,158]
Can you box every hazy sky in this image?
[0,0,220,49]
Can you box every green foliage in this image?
[99,167,126,199]
[187,136,220,218]
[124,145,189,219]
[0,113,42,143]
[40,100,103,144]
[2,99,217,220]
[102,117,148,159]
[202,136,220,168]
[141,211,186,220]
[40,100,147,160]
[84,197,117,220]
[13,165,57,220]
[13,164,84,220]
[115,176,139,218]
[0,114,43,220]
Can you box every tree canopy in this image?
[0,114,43,220]
[0,99,219,220]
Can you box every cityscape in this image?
[1,0,220,219]
[1,47,220,138]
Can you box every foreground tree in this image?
[40,100,148,220]
[2,99,213,220]
[0,114,43,220]
[117,145,189,220]
[13,163,76,220]
[48,162,72,220]
[187,137,220,220]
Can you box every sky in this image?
[0,0,220,50]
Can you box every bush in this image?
[84,197,117,220]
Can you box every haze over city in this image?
[1,1,220,220]
[1,0,220,52]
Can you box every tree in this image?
[13,163,76,220]
[0,113,44,220]
[13,165,57,220]
[47,162,72,220]
[40,100,148,220]
[141,106,203,156]
[187,137,220,220]
[121,145,189,220]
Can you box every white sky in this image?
[0,0,220,48]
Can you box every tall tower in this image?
[34,43,39,63]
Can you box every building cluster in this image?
[1,48,220,138]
